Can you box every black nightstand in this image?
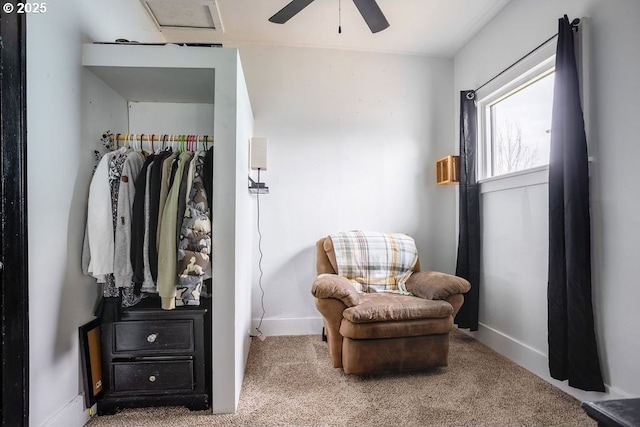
[97,299,209,415]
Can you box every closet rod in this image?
[108,134,213,142]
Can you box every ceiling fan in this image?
[269,0,390,33]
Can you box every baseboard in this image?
[40,395,92,427]
[251,316,323,337]
[463,323,630,402]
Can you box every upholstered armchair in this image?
[311,232,471,375]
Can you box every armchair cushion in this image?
[312,274,360,307]
[405,271,471,300]
[340,316,453,339]
[343,293,453,323]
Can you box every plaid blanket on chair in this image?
[329,231,418,294]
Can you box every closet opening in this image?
[82,43,254,414]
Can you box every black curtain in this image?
[547,15,605,392]
[455,90,480,331]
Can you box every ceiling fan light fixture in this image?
[352,0,389,33]
[268,0,315,24]
[268,0,389,33]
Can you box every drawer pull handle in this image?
[149,375,157,382]
[147,333,158,343]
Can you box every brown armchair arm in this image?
[311,274,360,307]
[405,271,471,300]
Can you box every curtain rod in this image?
[474,18,580,94]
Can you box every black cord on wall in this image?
[254,168,266,339]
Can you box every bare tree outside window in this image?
[487,71,555,177]
[493,118,540,176]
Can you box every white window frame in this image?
[476,39,557,189]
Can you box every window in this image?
[477,44,556,180]
[488,70,554,176]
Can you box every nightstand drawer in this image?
[113,320,193,353]
[112,360,194,393]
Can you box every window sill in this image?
[479,165,548,194]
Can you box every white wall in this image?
[454,0,640,400]
[233,55,255,406]
[27,56,129,427]
[128,102,215,135]
[234,45,456,336]
[26,2,163,426]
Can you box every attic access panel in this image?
[85,66,215,104]
[142,0,224,32]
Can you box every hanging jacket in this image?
[157,151,193,310]
[141,163,156,293]
[202,147,214,282]
[114,150,144,288]
[130,154,155,284]
[85,151,117,281]
[176,152,211,307]
[148,150,174,282]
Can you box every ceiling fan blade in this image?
[352,0,389,33]
[269,0,316,24]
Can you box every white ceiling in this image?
[144,0,513,57]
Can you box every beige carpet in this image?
[87,330,595,426]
